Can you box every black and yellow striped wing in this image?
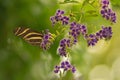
[13,27,43,47]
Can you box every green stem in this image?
[81,0,89,10]
[59,71,63,80]
[88,1,97,9]
[78,12,83,23]
[78,0,89,23]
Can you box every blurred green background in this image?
[0,0,120,80]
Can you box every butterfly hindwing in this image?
[13,27,43,47]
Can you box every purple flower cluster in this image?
[54,61,76,73]
[57,22,87,57]
[51,7,114,75]
[100,0,116,23]
[50,10,69,26]
[40,31,53,50]
[69,22,87,44]
[86,34,98,46]
[86,26,112,46]
[97,26,112,40]
[58,38,71,57]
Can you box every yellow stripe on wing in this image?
[17,28,30,36]
[23,32,42,39]
[25,37,42,40]
[15,27,21,35]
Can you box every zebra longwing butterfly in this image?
[13,27,44,47]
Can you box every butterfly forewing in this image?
[13,27,43,46]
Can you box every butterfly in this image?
[13,27,44,47]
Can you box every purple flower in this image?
[69,22,87,44]
[40,31,54,50]
[101,0,109,8]
[80,25,87,36]
[54,61,76,73]
[86,26,113,46]
[86,34,98,46]
[96,26,112,40]
[100,8,116,23]
[72,66,76,73]
[96,30,103,39]
[56,9,64,16]
[100,0,116,23]
[69,22,87,38]
[69,22,80,39]
[50,9,69,26]
[58,47,66,57]
[54,65,60,73]
[50,16,56,25]
[58,38,71,57]
[61,16,69,25]
[101,26,112,40]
